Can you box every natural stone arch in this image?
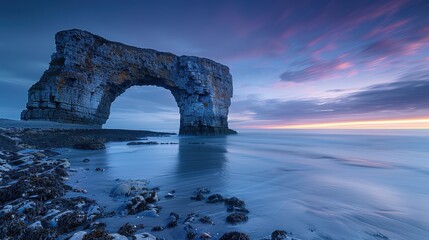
[21,29,235,135]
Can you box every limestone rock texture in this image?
[21,29,236,135]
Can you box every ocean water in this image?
[62,130,429,240]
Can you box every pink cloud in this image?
[335,62,353,70]
[280,58,356,83]
[404,42,423,55]
[346,70,359,78]
[312,44,336,59]
[348,0,409,27]
[364,19,410,39]
[366,57,388,69]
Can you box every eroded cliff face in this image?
[21,29,235,135]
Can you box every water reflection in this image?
[175,136,228,186]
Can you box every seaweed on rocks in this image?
[186,231,198,240]
[271,230,288,240]
[196,187,210,194]
[25,227,59,240]
[190,193,205,201]
[0,150,104,240]
[72,141,106,150]
[0,163,68,203]
[169,212,180,221]
[127,141,159,145]
[146,190,159,204]
[127,195,147,214]
[225,197,245,208]
[227,206,250,213]
[57,210,87,233]
[206,194,224,203]
[226,213,248,224]
[166,220,178,228]
[117,222,138,237]
[199,216,214,225]
[184,213,198,225]
[220,231,251,240]
[151,225,164,232]
[82,228,111,240]
[166,212,180,228]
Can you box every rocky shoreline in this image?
[0,127,291,240]
[0,127,174,152]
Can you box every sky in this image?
[1,0,429,131]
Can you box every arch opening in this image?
[105,86,180,132]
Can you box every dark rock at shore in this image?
[125,190,160,216]
[196,187,211,194]
[0,133,19,152]
[226,213,248,224]
[0,128,173,152]
[271,230,288,240]
[127,141,159,145]
[25,227,59,240]
[206,194,224,203]
[88,221,107,230]
[0,215,59,240]
[146,190,159,204]
[184,213,198,225]
[190,193,205,201]
[126,196,147,215]
[82,227,111,240]
[225,197,245,208]
[186,231,198,240]
[0,149,105,240]
[57,210,87,233]
[73,141,106,150]
[166,212,180,228]
[166,220,178,228]
[220,231,251,240]
[227,206,249,213]
[199,216,214,225]
[151,225,164,232]
[0,161,69,203]
[118,222,138,237]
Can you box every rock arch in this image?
[21,29,235,135]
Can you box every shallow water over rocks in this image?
[61,130,429,239]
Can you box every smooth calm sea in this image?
[62,130,429,240]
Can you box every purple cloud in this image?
[234,70,429,122]
[280,58,354,82]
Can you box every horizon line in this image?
[240,118,429,130]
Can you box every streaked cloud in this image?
[232,71,429,126]
[280,58,354,82]
[1,0,429,130]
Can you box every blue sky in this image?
[1,0,428,131]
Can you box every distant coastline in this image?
[0,119,174,152]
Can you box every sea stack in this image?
[21,29,236,135]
